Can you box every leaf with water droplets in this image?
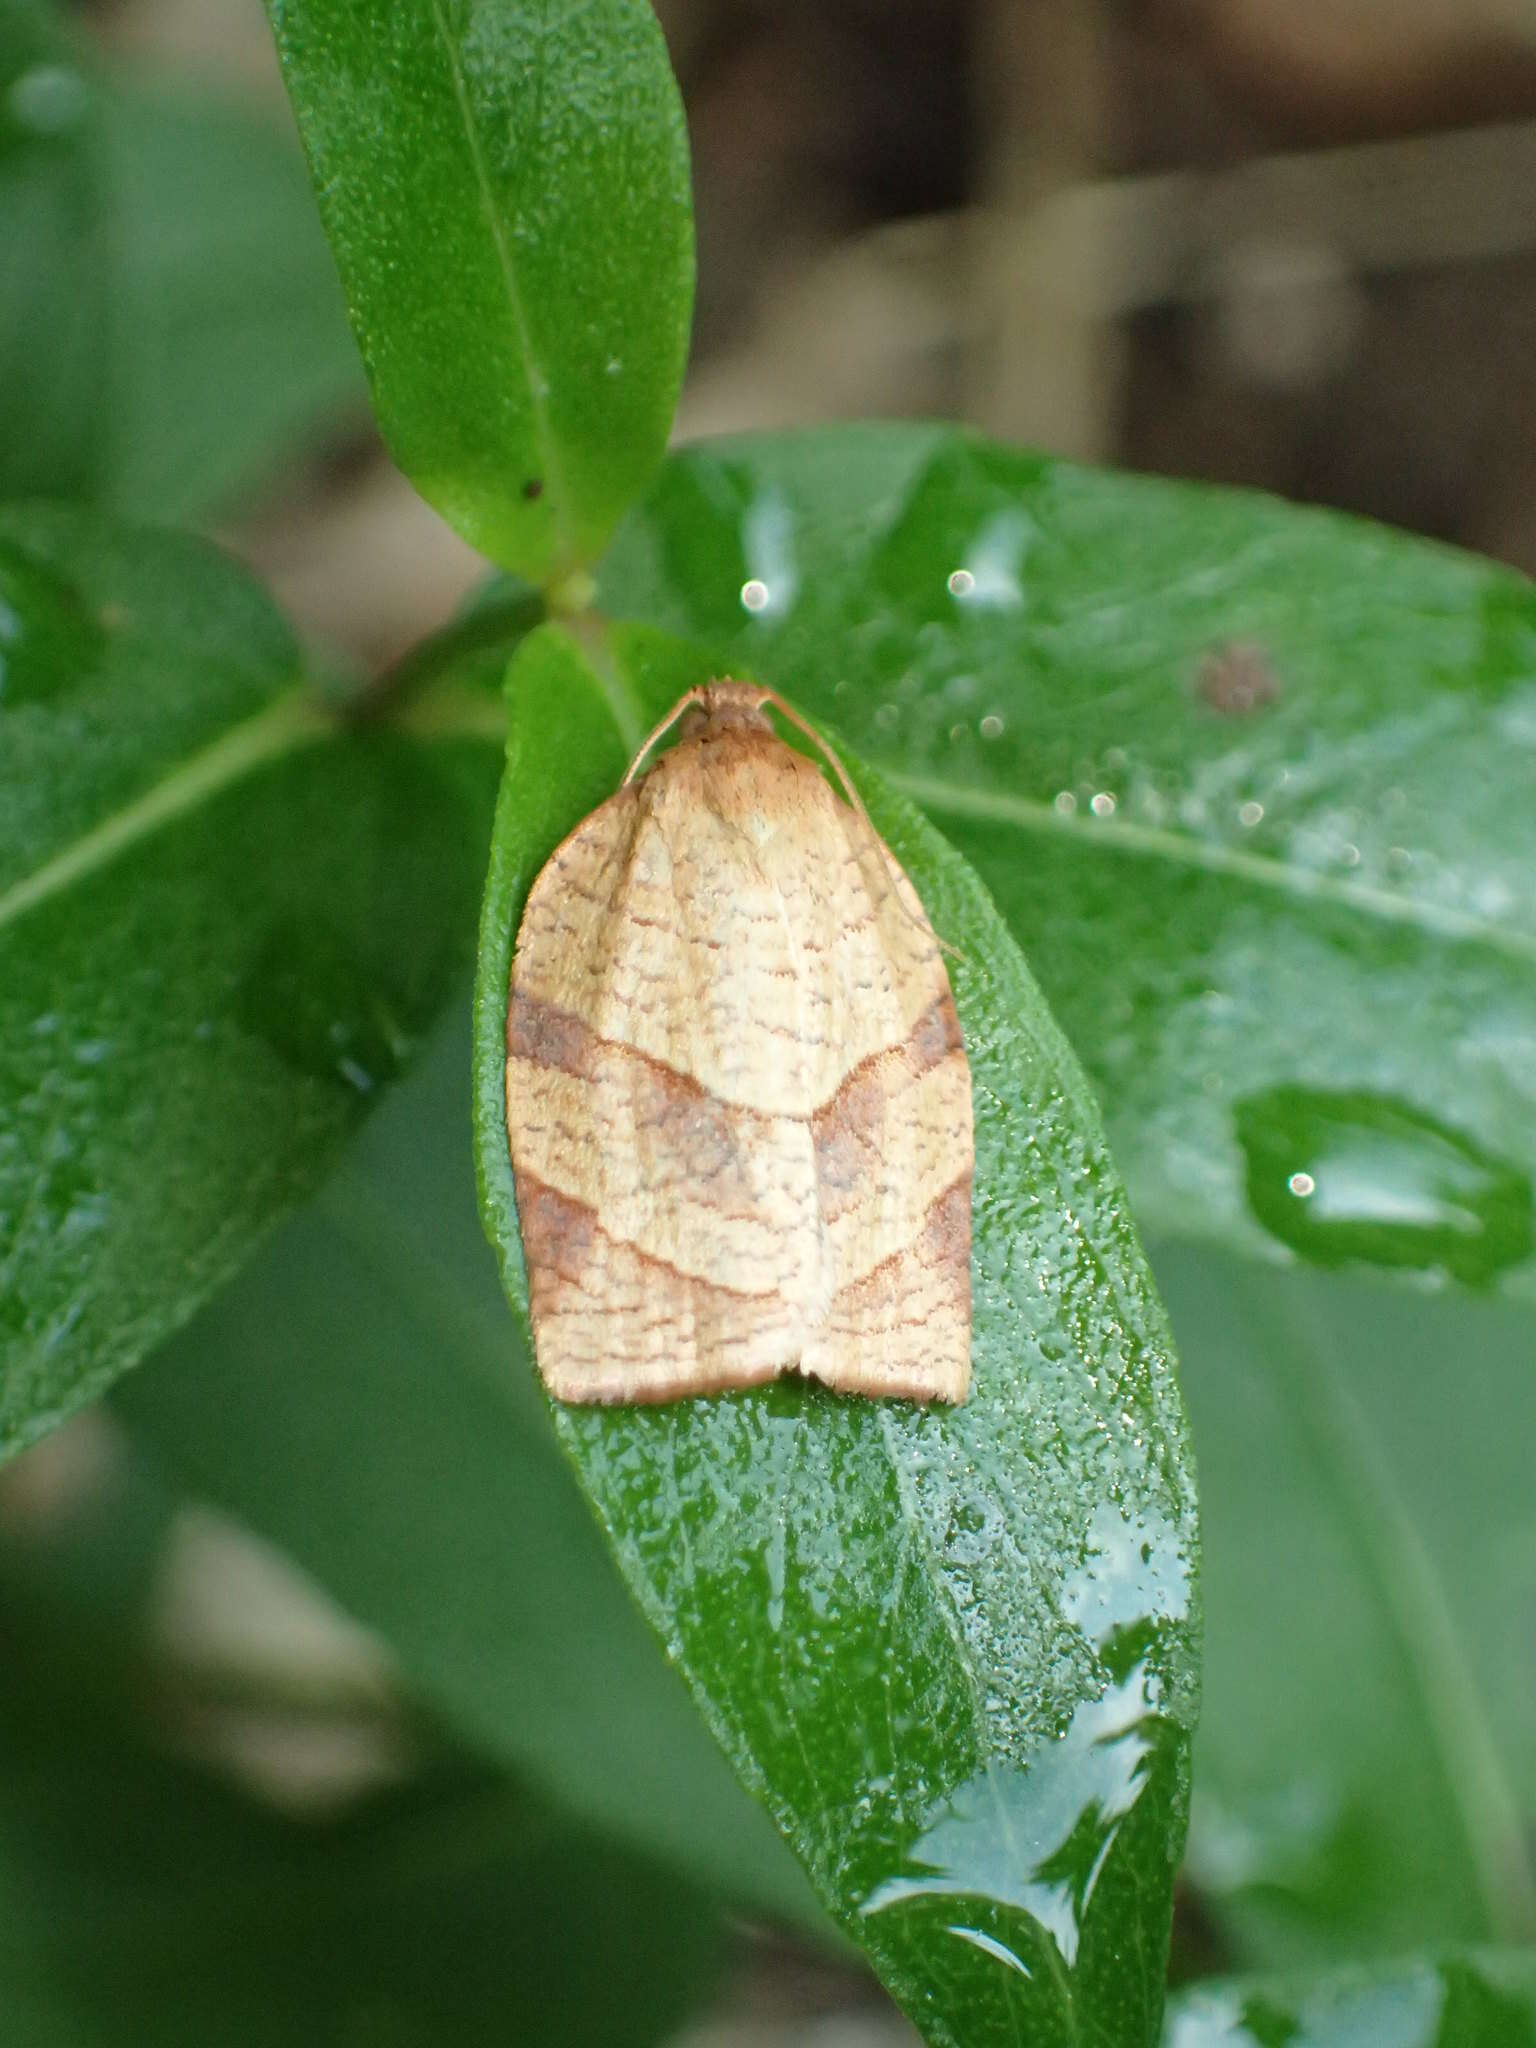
[1164,1952,1536,2048]
[0,505,502,1462]
[589,425,1536,1302]
[263,0,693,582]
[473,622,1201,2048]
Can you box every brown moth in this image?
[505,680,974,1405]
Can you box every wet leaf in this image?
[119,1011,828,1936]
[1165,1953,1536,2048]
[471,622,1201,2048]
[0,506,501,1462]
[593,425,1536,1302]
[264,0,693,581]
[1163,1240,1536,1963]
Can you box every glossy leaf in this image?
[0,1490,721,2048]
[265,0,693,581]
[0,506,502,1461]
[592,425,1536,1301]
[1166,1954,1536,2048]
[118,1012,828,1935]
[471,622,1201,2048]
[1162,1241,1536,1963]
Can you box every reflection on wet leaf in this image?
[1165,1954,1536,2048]
[862,1665,1167,1970]
[240,920,419,1097]
[1235,1086,1533,1286]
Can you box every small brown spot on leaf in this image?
[1196,641,1280,716]
[522,478,544,501]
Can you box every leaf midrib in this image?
[0,682,507,939]
[892,770,1536,969]
[427,0,572,568]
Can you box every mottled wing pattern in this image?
[505,713,973,1403]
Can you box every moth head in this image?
[685,680,773,738]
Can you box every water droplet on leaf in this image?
[238,922,421,1095]
[1235,1086,1533,1284]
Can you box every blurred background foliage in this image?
[4,0,1535,2042]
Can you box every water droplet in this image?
[1053,791,1077,817]
[944,511,1032,609]
[1090,792,1117,818]
[1340,842,1361,867]
[947,1925,1033,1978]
[764,1517,786,1634]
[740,490,798,618]
[860,1666,1172,1971]
[979,714,1004,740]
[238,922,420,1095]
[1238,800,1264,828]
[1062,1502,1190,1653]
[1235,1086,1533,1284]
[0,540,104,706]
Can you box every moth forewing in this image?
[505,681,973,1404]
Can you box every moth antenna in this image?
[622,688,708,786]
[758,686,965,964]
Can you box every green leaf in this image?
[265,0,694,582]
[98,80,365,523]
[1165,1954,1536,2048]
[471,622,1201,2048]
[1163,1241,1536,1963]
[0,506,503,1461]
[594,425,1536,1300]
[0,1502,722,2048]
[0,0,106,497]
[117,1011,829,1935]
[0,6,364,518]
[2,1770,719,2048]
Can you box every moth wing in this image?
[505,776,827,1403]
[797,807,974,1403]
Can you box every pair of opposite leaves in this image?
[504,681,974,1407]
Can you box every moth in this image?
[505,680,973,1404]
